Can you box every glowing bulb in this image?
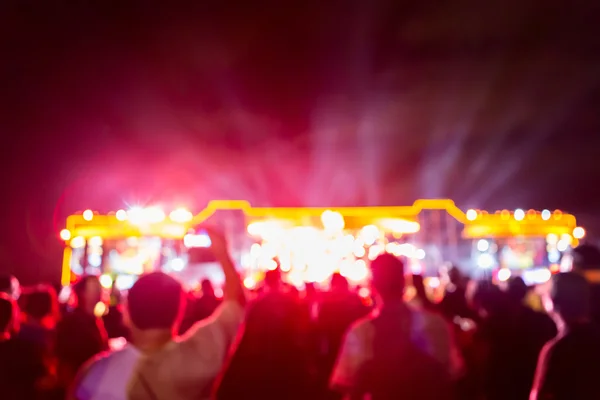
[70,236,86,249]
[170,258,185,272]
[541,209,551,220]
[116,209,127,221]
[466,209,478,221]
[477,253,495,269]
[321,210,345,232]
[94,302,107,318]
[557,240,569,252]
[99,274,113,289]
[497,268,511,282]
[546,233,558,244]
[83,209,94,221]
[477,239,490,252]
[416,249,426,260]
[573,227,586,240]
[60,229,71,241]
[243,276,256,289]
[88,236,103,247]
[361,225,379,246]
[145,207,165,223]
[169,208,193,223]
[514,209,525,221]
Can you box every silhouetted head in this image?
[448,266,463,286]
[412,274,427,298]
[371,253,405,302]
[548,272,591,325]
[572,244,600,271]
[127,272,184,333]
[72,275,102,312]
[264,268,282,290]
[201,279,215,297]
[25,285,58,321]
[506,276,528,303]
[330,273,349,292]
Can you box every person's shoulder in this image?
[346,313,376,338]
[409,303,447,326]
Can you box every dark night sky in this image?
[1,0,600,283]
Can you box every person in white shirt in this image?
[70,228,245,400]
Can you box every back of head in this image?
[330,273,349,292]
[264,268,282,290]
[72,275,101,308]
[200,279,214,296]
[551,272,591,321]
[506,276,528,303]
[0,294,15,334]
[448,266,463,286]
[127,272,183,331]
[572,244,600,271]
[25,287,54,320]
[371,253,405,302]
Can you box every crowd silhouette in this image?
[1,230,600,400]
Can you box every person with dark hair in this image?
[55,275,108,392]
[467,276,557,400]
[179,279,222,335]
[0,293,47,400]
[530,272,600,400]
[314,273,369,398]
[331,253,462,400]
[571,244,600,325]
[105,228,243,400]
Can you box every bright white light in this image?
[83,209,94,221]
[428,277,440,289]
[477,253,495,269]
[89,254,102,267]
[353,246,366,258]
[115,275,136,291]
[541,209,551,220]
[250,243,261,258]
[497,268,511,282]
[184,234,211,248]
[116,209,127,221]
[127,207,145,225]
[416,249,426,260]
[243,276,256,289]
[466,209,478,221]
[169,208,193,223]
[89,236,103,247]
[144,207,165,223]
[546,233,558,244]
[99,274,113,289]
[170,258,185,272]
[93,302,107,318]
[573,227,586,240]
[70,236,86,249]
[548,250,560,263]
[514,209,525,221]
[60,229,71,241]
[557,240,569,252]
[477,239,490,252]
[321,210,345,233]
[361,225,379,246]
[523,268,551,285]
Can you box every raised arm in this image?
[206,228,245,307]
